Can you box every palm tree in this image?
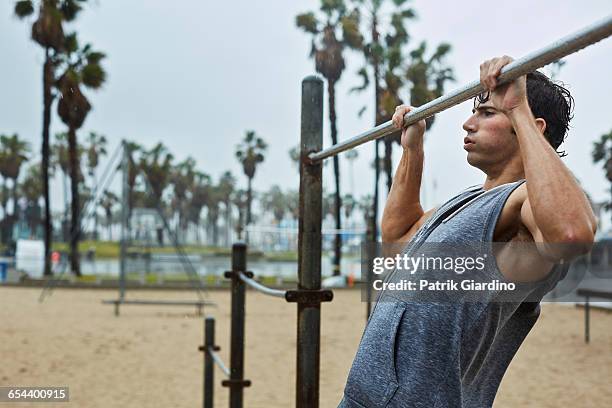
[262,185,287,224]
[405,41,454,129]
[297,0,362,276]
[123,141,142,227]
[358,193,374,231]
[592,130,612,212]
[231,189,248,240]
[0,134,31,220]
[189,172,212,243]
[349,0,415,199]
[20,163,44,234]
[348,0,416,240]
[85,131,107,240]
[56,33,106,276]
[171,157,196,242]
[100,190,118,241]
[52,132,85,240]
[15,0,91,276]
[217,171,236,246]
[343,193,356,222]
[235,130,267,242]
[205,185,223,247]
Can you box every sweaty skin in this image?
[382,56,597,283]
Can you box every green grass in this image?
[49,240,360,262]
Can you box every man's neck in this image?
[482,167,525,191]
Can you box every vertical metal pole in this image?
[585,296,590,344]
[119,140,129,301]
[228,242,247,408]
[365,215,374,320]
[204,317,215,408]
[297,75,323,408]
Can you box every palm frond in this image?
[14,0,34,18]
[81,62,106,89]
[349,67,369,94]
[296,12,319,34]
[60,0,83,22]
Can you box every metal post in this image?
[119,140,129,301]
[365,215,374,320]
[585,296,590,344]
[296,75,324,408]
[223,242,250,407]
[204,317,215,408]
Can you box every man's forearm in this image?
[381,142,425,242]
[509,103,596,242]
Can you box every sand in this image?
[1,287,611,407]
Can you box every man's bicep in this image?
[520,198,545,243]
[396,208,437,243]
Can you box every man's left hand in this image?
[480,55,527,114]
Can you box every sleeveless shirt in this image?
[339,180,566,408]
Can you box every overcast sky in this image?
[1,0,611,230]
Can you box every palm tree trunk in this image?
[107,215,112,241]
[384,139,393,192]
[1,180,7,219]
[226,200,231,246]
[328,80,342,276]
[42,51,53,276]
[212,216,218,246]
[91,171,98,241]
[67,126,81,276]
[11,178,18,219]
[246,177,252,244]
[371,12,381,244]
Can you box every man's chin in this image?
[466,152,484,170]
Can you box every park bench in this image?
[576,288,612,343]
[102,299,216,317]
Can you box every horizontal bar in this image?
[238,272,287,298]
[208,346,231,377]
[309,15,612,162]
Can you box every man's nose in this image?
[463,114,477,133]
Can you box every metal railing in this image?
[238,272,287,298]
[200,242,332,408]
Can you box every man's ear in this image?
[534,118,547,135]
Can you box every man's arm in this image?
[511,106,597,260]
[482,56,597,262]
[381,106,428,243]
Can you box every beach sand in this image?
[1,287,611,407]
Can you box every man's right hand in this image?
[392,105,426,149]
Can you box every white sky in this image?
[1,0,611,230]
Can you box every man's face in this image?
[461,99,520,172]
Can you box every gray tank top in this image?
[340,180,566,408]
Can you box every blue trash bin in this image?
[0,261,7,282]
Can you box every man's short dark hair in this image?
[525,70,574,157]
[474,70,574,157]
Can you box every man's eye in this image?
[484,110,495,116]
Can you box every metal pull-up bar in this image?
[308,14,612,163]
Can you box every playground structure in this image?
[39,139,214,313]
[194,15,612,408]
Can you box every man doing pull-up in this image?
[338,56,597,408]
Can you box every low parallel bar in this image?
[209,348,231,377]
[238,272,287,298]
[309,15,612,162]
